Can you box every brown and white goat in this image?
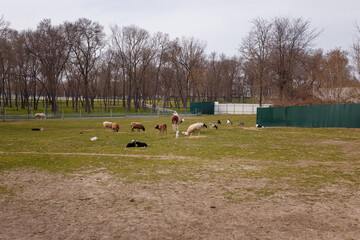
[171,112,180,132]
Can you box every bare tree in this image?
[169,37,206,109]
[315,49,355,103]
[25,19,71,113]
[151,32,171,105]
[70,18,105,113]
[352,24,360,79]
[270,17,321,100]
[240,18,272,106]
[0,16,11,115]
[207,52,222,101]
[110,25,155,111]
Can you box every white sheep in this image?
[184,122,208,136]
[103,121,113,129]
[34,113,46,120]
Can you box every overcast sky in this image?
[2,0,360,56]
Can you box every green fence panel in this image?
[272,107,285,126]
[311,105,326,127]
[256,104,360,128]
[256,107,272,126]
[190,102,214,114]
[355,104,360,127]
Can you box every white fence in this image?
[214,102,271,115]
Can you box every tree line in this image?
[1,16,360,114]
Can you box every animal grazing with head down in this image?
[34,113,46,120]
[217,120,221,124]
[209,123,218,129]
[103,121,113,129]
[112,123,120,132]
[155,123,167,134]
[183,122,207,136]
[226,119,232,125]
[131,122,145,132]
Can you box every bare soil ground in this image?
[1,157,359,240]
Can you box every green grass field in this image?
[1,115,359,186]
[1,115,359,239]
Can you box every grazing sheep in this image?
[171,112,180,132]
[34,113,46,120]
[126,140,136,147]
[226,119,232,125]
[131,122,145,132]
[155,123,167,134]
[209,123,218,129]
[112,122,120,132]
[184,122,207,136]
[180,119,185,124]
[135,140,147,147]
[217,120,221,124]
[103,121,113,129]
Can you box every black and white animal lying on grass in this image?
[135,141,147,147]
[126,140,136,147]
[126,140,148,147]
[209,123,218,129]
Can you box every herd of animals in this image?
[101,111,245,148]
[34,111,245,147]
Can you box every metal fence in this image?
[0,109,186,121]
[214,102,271,115]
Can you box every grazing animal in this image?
[155,123,167,134]
[171,111,180,132]
[217,120,221,124]
[180,119,185,124]
[131,122,145,132]
[34,113,46,120]
[103,121,113,129]
[209,123,218,129]
[112,122,120,132]
[226,119,232,125]
[126,140,136,147]
[184,122,207,136]
[135,140,147,147]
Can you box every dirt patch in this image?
[0,151,197,161]
[1,168,359,239]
